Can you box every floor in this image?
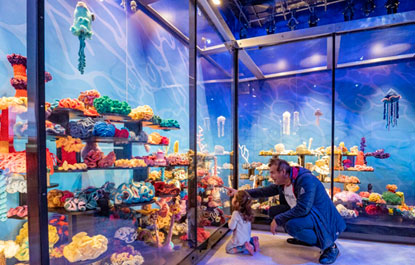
[198,230,415,265]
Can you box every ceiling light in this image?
[212,0,221,6]
[276,60,287,71]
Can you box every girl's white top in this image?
[227,210,251,248]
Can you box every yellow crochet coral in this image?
[129,105,153,120]
[369,193,382,203]
[63,232,108,263]
[56,136,84,152]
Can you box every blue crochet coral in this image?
[70,1,94,74]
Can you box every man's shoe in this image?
[286,238,313,247]
[319,244,339,264]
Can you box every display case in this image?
[229,12,415,243]
[0,0,235,264]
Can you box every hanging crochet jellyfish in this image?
[314,109,323,126]
[282,111,291,135]
[217,116,225,138]
[203,117,210,131]
[70,1,94,74]
[382,89,401,130]
[293,111,299,135]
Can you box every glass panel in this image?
[246,38,327,75]
[196,5,233,247]
[0,0,32,263]
[150,0,190,37]
[45,1,191,264]
[335,29,415,237]
[338,24,415,65]
[238,38,333,223]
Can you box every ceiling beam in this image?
[237,10,415,49]
[137,0,232,77]
[198,0,265,79]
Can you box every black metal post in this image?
[231,45,239,190]
[27,0,49,264]
[188,0,198,248]
[330,33,336,200]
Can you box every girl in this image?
[226,190,260,255]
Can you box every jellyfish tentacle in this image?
[78,34,86,74]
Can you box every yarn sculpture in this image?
[7,54,52,97]
[0,170,7,222]
[382,88,401,129]
[68,118,95,138]
[70,1,94,74]
[93,96,131,115]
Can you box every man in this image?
[226,157,345,264]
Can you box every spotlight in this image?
[266,16,276,35]
[212,0,221,6]
[308,6,319,27]
[287,10,299,31]
[343,0,355,21]
[385,0,399,14]
[362,0,376,16]
[239,24,248,39]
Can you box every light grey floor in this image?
[198,230,415,265]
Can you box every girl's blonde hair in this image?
[234,190,254,222]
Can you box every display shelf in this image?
[146,124,180,131]
[321,180,361,184]
[114,199,156,208]
[48,207,97,216]
[48,108,84,121]
[156,194,179,198]
[54,164,188,173]
[7,215,27,220]
[48,183,59,188]
[259,153,316,157]
[48,134,168,146]
[99,113,131,122]
[51,251,110,265]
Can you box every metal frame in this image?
[198,0,265,79]
[188,0,198,249]
[27,0,49,264]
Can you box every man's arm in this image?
[274,176,317,226]
[246,184,280,199]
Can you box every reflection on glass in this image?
[0,0,32,262]
[334,59,415,233]
[239,66,333,222]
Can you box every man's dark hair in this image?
[268,157,291,174]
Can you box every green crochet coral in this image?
[382,191,402,205]
[70,1,94,74]
[93,96,131,115]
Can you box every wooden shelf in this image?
[114,199,155,208]
[54,164,188,173]
[48,134,168,146]
[7,215,27,220]
[259,153,315,157]
[48,207,97,216]
[48,183,59,188]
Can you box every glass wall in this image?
[237,38,334,221]
[43,0,193,264]
[0,0,32,264]
[196,5,234,246]
[235,24,415,241]
[334,25,415,238]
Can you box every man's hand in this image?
[270,219,278,235]
[224,186,237,197]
